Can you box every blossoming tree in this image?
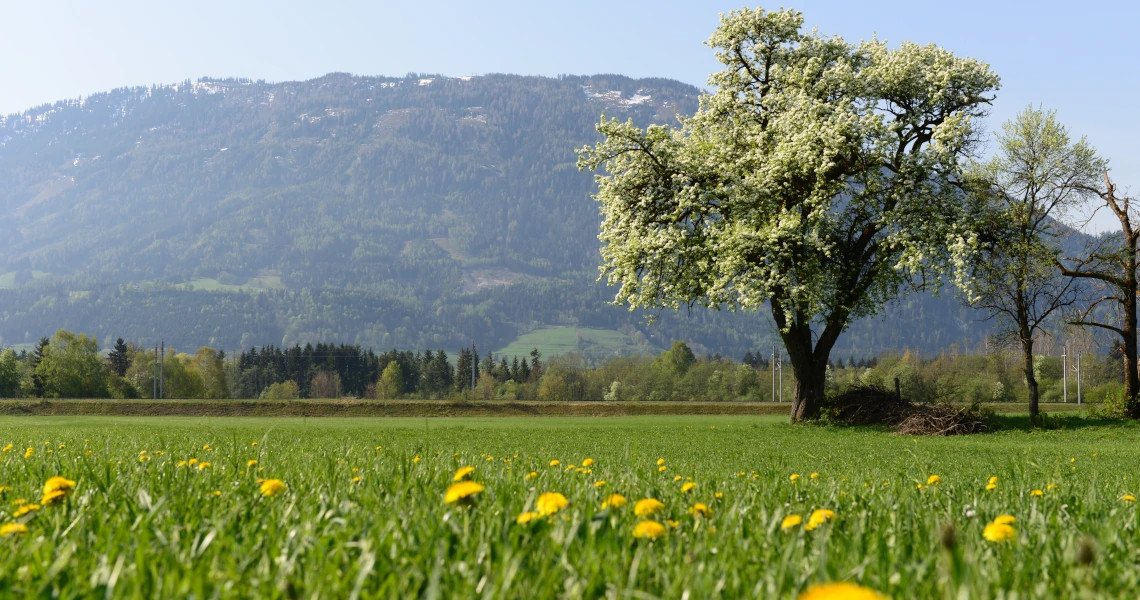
[578,7,999,420]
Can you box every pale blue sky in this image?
[3,1,1136,228]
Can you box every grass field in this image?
[496,326,662,361]
[0,270,50,290]
[184,271,285,294]
[0,415,1137,598]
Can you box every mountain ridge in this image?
[0,72,1038,359]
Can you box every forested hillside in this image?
[0,73,1007,358]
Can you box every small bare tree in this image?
[1060,173,1140,417]
[969,107,1103,423]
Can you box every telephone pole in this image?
[1062,347,1068,403]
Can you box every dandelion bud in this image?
[1076,537,1096,566]
[940,522,956,550]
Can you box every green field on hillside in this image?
[496,326,661,362]
[0,271,51,290]
[184,272,285,294]
[0,415,1136,598]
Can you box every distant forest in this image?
[0,331,1121,405]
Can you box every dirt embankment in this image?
[0,399,791,418]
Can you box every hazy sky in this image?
[3,1,1136,229]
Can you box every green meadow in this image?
[0,415,1137,598]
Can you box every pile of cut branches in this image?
[823,384,990,435]
[822,384,911,425]
[895,403,989,436]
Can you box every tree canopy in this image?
[578,7,1000,420]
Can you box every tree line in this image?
[0,333,1123,408]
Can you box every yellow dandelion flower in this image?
[453,466,476,481]
[810,472,820,480]
[993,514,1015,526]
[690,502,711,517]
[444,481,484,504]
[666,519,679,528]
[24,448,33,459]
[781,514,803,530]
[549,459,560,467]
[43,476,76,499]
[12,503,39,517]
[681,482,697,494]
[983,522,1016,543]
[927,475,942,485]
[988,476,998,485]
[351,476,362,483]
[196,462,211,470]
[916,484,926,490]
[535,492,569,516]
[203,445,212,451]
[1070,457,1076,463]
[138,455,150,463]
[582,458,594,467]
[188,458,199,466]
[247,459,258,468]
[210,490,222,497]
[1046,483,1059,491]
[634,498,665,518]
[1030,489,1044,497]
[985,482,997,491]
[805,509,836,531]
[177,460,188,467]
[0,522,28,537]
[790,473,801,482]
[602,494,628,509]
[594,480,606,488]
[251,441,259,447]
[658,465,667,472]
[798,582,887,600]
[632,520,666,540]
[656,458,666,466]
[374,445,382,450]
[41,490,68,505]
[516,511,540,525]
[1,444,12,452]
[525,471,538,480]
[259,478,287,497]
[1122,494,1137,503]
[413,455,421,463]
[673,475,683,482]
[714,492,723,500]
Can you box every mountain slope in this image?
[0,73,1026,358]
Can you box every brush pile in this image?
[823,384,989,435]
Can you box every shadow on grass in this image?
[988,413,1135,432]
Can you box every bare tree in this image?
[969,107,1102,423]
[1060,173,1140,417]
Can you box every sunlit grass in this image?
[0,416,1136,597]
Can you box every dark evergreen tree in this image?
[30,337,49,397]
[108,337,130,377]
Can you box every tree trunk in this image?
[1125,283,1140,417]
[1022,335,1039,424]
[781,323,834,422]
